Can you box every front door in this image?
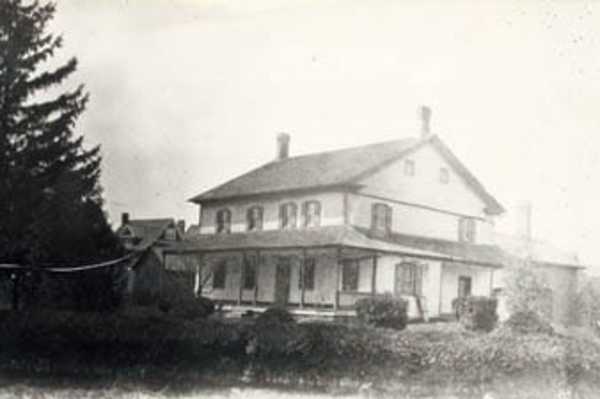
[458,276,472,298]
[274,257,291,306]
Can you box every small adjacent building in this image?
[116,214,188,303]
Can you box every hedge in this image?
[355,294,408,330]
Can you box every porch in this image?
[162,226,501,319]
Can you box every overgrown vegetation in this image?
[1,309,600,396]
[355,294,408,330]
[454,296,498,332]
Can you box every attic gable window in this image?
[279,202,298,230]
[371,203,392,235]
[302,201,321,228]
[440,167,449,184]
[404,159,415,176]
[216,209,231,234]
[458,217,476,243]
[246,206,264,231]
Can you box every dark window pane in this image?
[342,259,359,291]
[243,256,257,290]
[299,258,316,290]
[213,260,227,289]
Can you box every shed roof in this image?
[164,225,504,267]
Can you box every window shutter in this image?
[385,205,392,234]
[371,203,377,230]
[415,266,423,296]
[279,204,285,229]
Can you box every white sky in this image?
[50,0,600,271]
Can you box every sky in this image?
[48,0,600,271]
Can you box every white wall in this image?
[349,142,496,243]
[439,262,494,314]
[349,193,495,244]
[358,144,489,217]
[199,191,345,234]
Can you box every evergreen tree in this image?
[0,0,121,266]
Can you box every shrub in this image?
[504,310,554,335]
[255,306,295,325]
[355,294,408,330]
[455,296,498,332]
[159,295,215,319]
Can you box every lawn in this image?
[1,308,600,398]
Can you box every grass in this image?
[1,308,600,397]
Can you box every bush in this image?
[504,310,554,335]
[255,306,295,325]
[355,294,407,330]
[159,295,215,320]
[454,296,498,332]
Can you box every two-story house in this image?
[169,107,511,319]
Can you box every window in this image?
[458,217,476,243]
[164,227,177,241]
[302,201,321,228]
[246,206,263,231]
[404,159,415,176]
[458,276,472,298]
[342,259,359,291]
[213,260,227,289]
[216,208,231,234]
[299,258,316,291]
[279,202,298,230]
[439,167,449,184]
[243,255,257,290]
[396,263,422,296]
[371,203,392,234]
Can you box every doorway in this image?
[274,257,291,305]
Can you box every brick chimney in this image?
[419,105,432,138]
[276,133,290,161]
[121,212,130,226]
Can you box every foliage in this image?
[255,306,295,325]
[355,294,407,330]
[454,296,498,332]
[503,261,554,321]
[503,310,554,335]
[572,276,600,329]
[159,295,215,320]
[2,310,600,395]
[0,0,122,266]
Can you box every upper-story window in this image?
[404,159,415,176]
[371,203,392,234]
[302,201,321,228]
[246,206,263,231]
[279,202,298,230]
[458,217,476,243]
[439,167,450,184]
[216,208,231,234]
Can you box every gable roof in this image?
[189,134,504,215]
[117,218,178,251]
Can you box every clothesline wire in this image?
[0,252,139,273]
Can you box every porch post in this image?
[253,250,259,305]
[300,248,307,308]
[334,247,341,310]
[238,252,245,305]
[371,254,378,296]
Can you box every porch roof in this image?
[162,225,503,267]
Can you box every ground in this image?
[1,308,600,398]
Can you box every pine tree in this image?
[0,1,121,266]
